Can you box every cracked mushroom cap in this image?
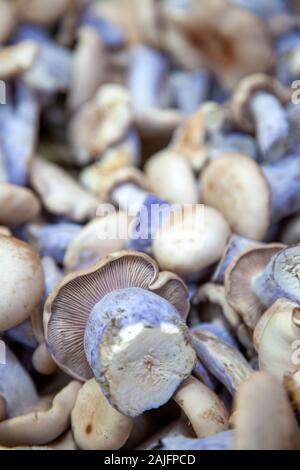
[0,183,41,228]
[0,381,81,447]
[254,299,300,381]
[0,235,44,331]
[234,371,300,450]
[44,250,190,381]
[225,244,284,330]
[231,74,291,132]
[152,205,231,280]
[201,153,271,241]
[166,1,274,90]
[71,378,133,450]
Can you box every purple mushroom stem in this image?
[127,45,169,112]
[80,10,125,49]
[193,359,218,391]
[263,152,300,222]
[161,430,234,450]
[252,245,300,308]
[208,132,259,161]
[84,287,195,417]
[232,0,288,19]
[191,323,238,349]
[170,69,211,114]
[34,223,82,264]
[212,234,261,285]
[41,256,64,299]
[5,320,37,350]
[249,91,289,162]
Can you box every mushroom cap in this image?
[0,381,81,447]
[167,2,274,90]
[71,378,133,450]
[0,183,41,228]
[145,150,198,205]
[173,376,229,438]
[225,244,284,330]
[64,212,132,272]
[201,153,271,241]
[15,0,71,26]
[101,167,148,204]
[254,299,300,381]
[152,205,231,280]
[0,0,16,44]
[44,250,190,381]
[231,74,291,132]
[0,235,44,331]
[234,371,300,450]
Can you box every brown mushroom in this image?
[0,183,41,228]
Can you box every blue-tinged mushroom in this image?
[44,251,195,417]
[170,69,211,114]
[161,430,234,450]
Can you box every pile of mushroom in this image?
[1,0,300,452]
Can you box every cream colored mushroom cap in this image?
[152,205,231,278]
[0,235,44,331]
[71,378,133,450]
[0,183,41,228]
[201,153,271,241]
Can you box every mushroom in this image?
[137,417,195,451]
[234,371,300,450]
[173,377,229,438]
[64,211,132,272]
[30,157,101,223]
[152,205,231,280]
[0,0,16,44]
[161,430,234,451]
[0,235,44,331]
[0,347,39,420]
[71,378,133,450]
[231,74,291,162]
[284,370,300,412]
[68,84,133,166]
[231,0,288,20]
[0,41,39,81]
[15,0,75,27]
[192,329,252,395]
[0,381,81,447]
[79,7,125,50]
[145,149,198,205]
[41,256,64,300]
[68,27,108,113]
[166,1,274,90]
[170,69,211,114]
[32,342,58,376]
[212,234,262,285]
[44,251,195,417]
[224,243,300,330]
[0,183,41,228]
[254,299,300,381]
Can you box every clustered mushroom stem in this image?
[262,153,300,222]
[249,91,289,162]
[128,45,168,112]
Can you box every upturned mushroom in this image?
[71,378,133,450]
[253,298,300,381]
[165,1,274,90]
[152,205,231,280]
[233,371,300,450]
[224,244,300,330]
[0,183,40,228]
[0,235,44,331]
[30,157,101,223]
[145,149,199,205]
[231,74,291,162]
[44,251,196,417]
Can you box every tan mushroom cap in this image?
[64,211,132,273]
[231,74,291,132]
[0,183,41,228]
[201,153,271,241]
[145,150,198,205]
[225,244,285,330]
[0,235,44,331]
[0,381,81,447]
[173,376,229,438]
[15,0,72,26]
[32,342,58,376]
[234,371,300,450]
[152,205,231,279]
[0,0,16,44]
[71,378,133,450]
[167,1,274,90]
[44,250,190,381]
[103,167,149,203]
[254,299,300,381]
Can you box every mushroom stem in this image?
[263,153,300,222]
[252,245,300,308]
[212,234,261,284]
[128,45,168,112]
[84,287,195,417]
[249,91,289,162]
[170,69,210,114]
